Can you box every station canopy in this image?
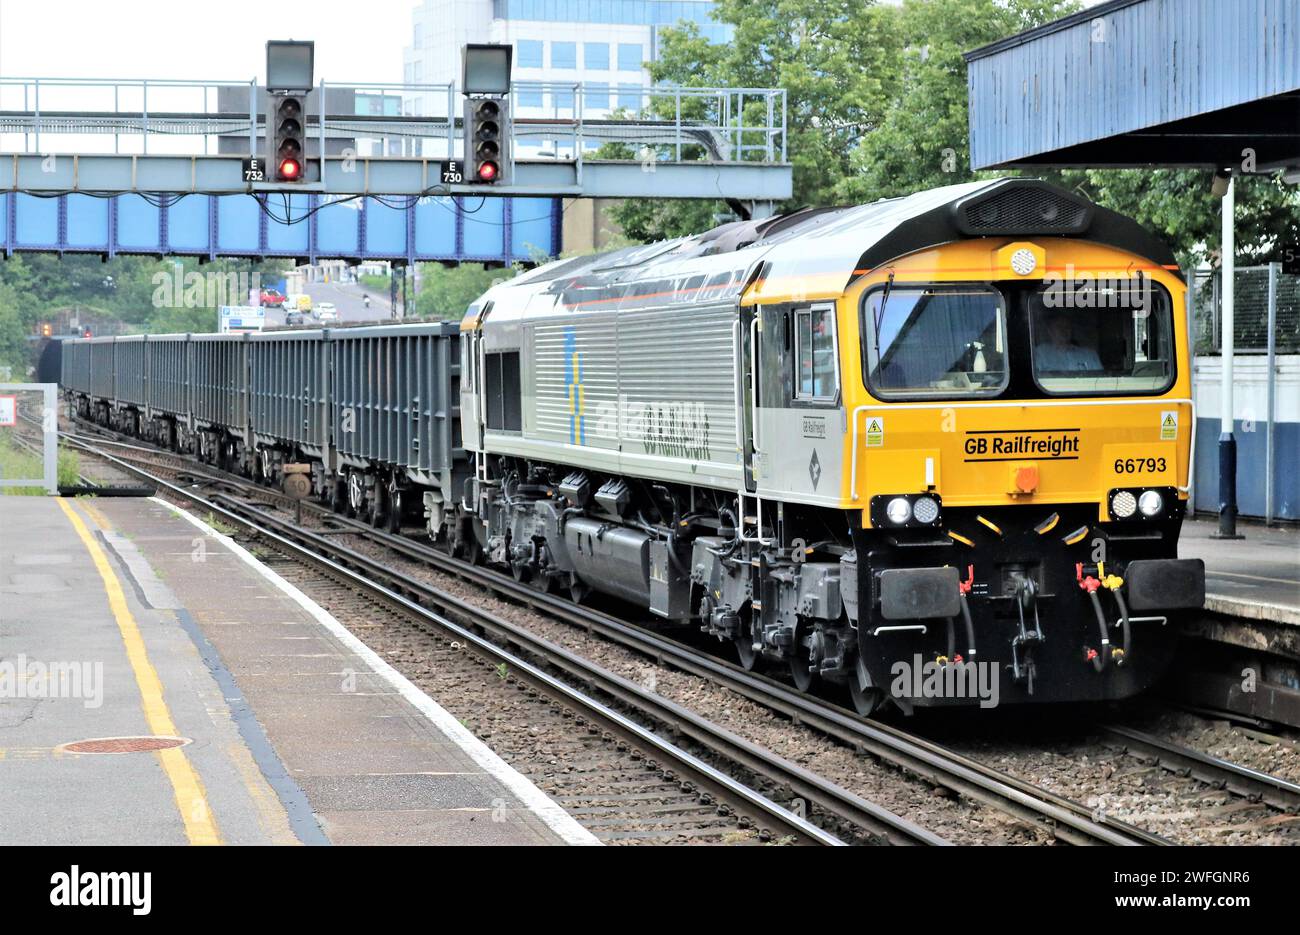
[964,0,1300,173]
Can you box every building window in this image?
[553,87,575,111]
[551,41,577,69]
[584,42,609,70]
[517,39,543,68]
[584,82,610,110]
[616,84,642,111]
[516,84,543,108]
[617,43,644,71]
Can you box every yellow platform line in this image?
[56,498,223,846]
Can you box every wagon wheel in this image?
[346,471,365,519]
[368,477,390,529]
[328,475,348,514]
[384,480,404,534]
[454,517,485,565]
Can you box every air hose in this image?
[1086,588,1110,672]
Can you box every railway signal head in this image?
[465,96,509,185]
[267,93,307,183]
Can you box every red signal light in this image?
[278,157,302,181]
[477,161,499,182]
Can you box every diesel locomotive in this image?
[62,178,1207,714]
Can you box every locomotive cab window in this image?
[794,304,838,402]
[1029,279,1175,395]
[862,284,1007,398]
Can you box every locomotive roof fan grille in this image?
[952,181,1093,237]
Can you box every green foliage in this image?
[1064,169,1300,271]
[606,0,1296,272]
[0,253,293,371]
[837,0,1079,201]
[610,0,1075,240]
[359,273,391,293]
[0,279,27,375]
[413,264,519,319]
[57,447,81,488]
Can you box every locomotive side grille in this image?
[954,185,1092,236]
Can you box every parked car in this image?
[285,310,305,326]
[259,289,286,308]
[316,303,339,322]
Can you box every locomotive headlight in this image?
[1138,490,1164,517]
[912,495,940,525]
[1111,490,1137,519]
[886,497,913,525]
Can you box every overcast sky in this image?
[0,0,413,83]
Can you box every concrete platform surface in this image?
[0,495,597,846]
[1182,517,1300,624]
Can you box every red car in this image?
[259,289,286,308]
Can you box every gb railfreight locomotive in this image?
[62,178,1206,714]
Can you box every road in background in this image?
[307,279,395,324]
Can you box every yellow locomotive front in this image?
[750,181,1205,710]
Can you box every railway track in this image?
[59,430,960,847]
[61,423,1169,846]
[1097,723,1300,813]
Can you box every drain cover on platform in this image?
[60,736,191,754]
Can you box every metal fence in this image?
[1189,262,1298,525]
[0,76,787,167]
[1192,264,1299,354]
[0,383,58,495]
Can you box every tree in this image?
[610,1,906,240]
[1069,169,1300,271]
[837,0,1078,202]
[610,0,1077,240]
[413,263,519,320]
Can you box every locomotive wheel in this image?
[530,568,557,594]
[734,615,760,671]
[789,654,815,692]
[788,622,817,692]
[848,663,883,717]
[567,573,591,604]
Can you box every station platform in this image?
[1182,517,1300,625]
[0,495,597,846]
